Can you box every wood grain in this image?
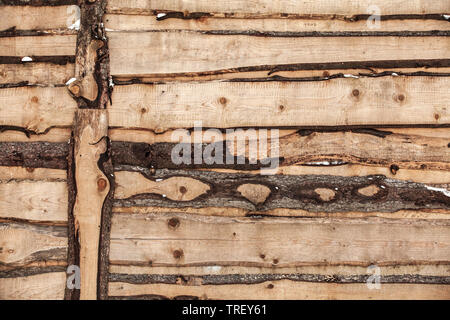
[109,212,450,267]
[0,272,66,300]
[108,32,450,75]
[106,0,450,16]
[0,5,79,31]
[105,14,450,33]
[109,78,450,130]
[73,109,110,300]
[0,62,75,86]
[0,181,68,222]
[109,280,450,299]
[0,86,76,133]
[0,35,76,56]
[0,222,67,268]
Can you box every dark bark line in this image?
[0,221,68,237]
[0,29,76,37]
[0,266,66,278]
[0,0,76,5]
[0,56,75,65]
[113,169,450,213]
[109,294,175,300]
[0,217,67,226]
[111,59,450,79]
[0,142,69,169]
[109,273,450,285]
[114,71,450,86]
[0,83,66,88]
[97,136,114,300]
[136,29,450,37]
[134,11,450,22]
[64,135,79,300]
[70,0,112,109]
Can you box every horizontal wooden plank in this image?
[109,280,450,299]
[106,0,450,16]
[0,167,66,181]
[0,181,67,222]
[111,129,450,171]
[109,77,450,130]
[0,142,69,169]
[108,32,450,75]
[0,5,79,31]
[105,14,450,33]
[0,222,67,268]
[113,169,450,213]
[0,35,76,56]
[110,263,450,277]
[0,128,71,142]
[0,62,75,86]
[0,272,66,300]
[109,213,450,267]
[0,86,77,133]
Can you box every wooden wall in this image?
[0,0,449,300]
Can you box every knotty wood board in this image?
[109,213,450,267]
[0,181,68,222]
[0,62,75,86]
[109,77,450,130]
[0,272,66,300]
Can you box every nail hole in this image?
[390,164,399,175]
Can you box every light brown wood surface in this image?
[106,0,450,16]
[109,213,450,267]
[109,33,450,75]
[0,272,66,300]
[0,35,77,56]
[109,77,450,130]
[0,181,68,222]
[73,110,110,300]
[0,63,75,86]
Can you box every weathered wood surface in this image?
[108,32,450,75]
[111,129,450,171]
[106,0,450,16]
[105,14,450,33]
[109,78,450,130]
[0,128,71,142]
[0,166,66,181]
[72,109,110,300]
[0,222,67,269]
[0,142,69,169]
[109,213,450,267]
[0,5,79,31]
[0,87,76,133]
[0,62,75,86]
[113,169,450,213]
[0,35,76,56]
[109,280,450,300]
[0,272,66,300]
[0,181,67,222]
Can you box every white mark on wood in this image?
[66,77,77,85]
[425,185,450,197]
[21,57,32,62]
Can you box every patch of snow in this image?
[21,56,32,62]
[65,77,77,86]
[443,15,450,20]
[391,72,399,76]
[204,266,222,273]
[157,13,167,19]
[425,185,450,197]
[344,74,359,78]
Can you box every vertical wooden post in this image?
[73,109,109,300]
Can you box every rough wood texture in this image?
[0,87,76,133]
[0,181,67,222]
[109,280,450,300]
[109,213,450,267]
[111,128,450,171]
[113,169,450,213]
[0,222,67,268]
[0,272,66,300]
[106,0,450,16]
[0,166,66,181]
[0,62,75,86]
[0,35,76,56]
[105,14,450,33]
[0,142,69,169]
[108,32,450,75]
[72,109,109,300]
[109,78,450,130]
[0,5,79,31]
